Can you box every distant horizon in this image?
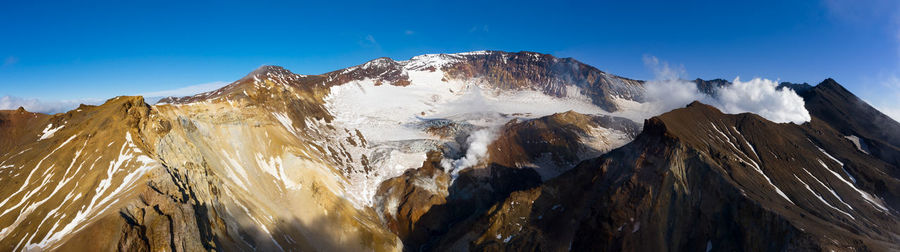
[2,0,899,119]
[0,50,887,117]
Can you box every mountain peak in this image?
[816,78,848,92]
[683,100,722,113]
[246,65,298,78]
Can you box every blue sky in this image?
[1,0,898,118]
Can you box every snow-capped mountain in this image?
[0,51,898,251]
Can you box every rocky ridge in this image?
[0,51,898,251]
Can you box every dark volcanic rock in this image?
[417,101,900,251]
[792,78,900,168]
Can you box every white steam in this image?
[636,56,811,124]
[442,128,496,177]
[642,78,703,116]
[714,77,810,123]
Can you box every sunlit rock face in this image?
[1,51,898,251]
[0,51,647,251]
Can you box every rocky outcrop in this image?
[374,151,450,239]
[442,51,645,112]
[488,111,640,179]
[793,78,900,169]
[3,52,899,252]
[411,101,900,251]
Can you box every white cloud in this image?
[0,96,103,114]
[404,30,415,35]
[639,56,811,124]
[138,81,227,98]
[0,81,228,113]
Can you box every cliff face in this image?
[794,79,900,169]
[1,51,646,251]
[412,102,900,251]
[0,96,163,251]
[487,111,640,180]
[0,68,403,251]
[1,52,898,251]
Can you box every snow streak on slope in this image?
[151,97,401,251]
[24,132,158,250]
[0,131,161,251]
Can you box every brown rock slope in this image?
[488,111,640,179]
[416,101,899,251]
[0,107,50,155]
[0,66,403,251]
[374,151,451,239]
[0,97,163,250]
[373,110,641,250]
[792,78,900,169]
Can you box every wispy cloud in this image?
[359,34,381,49]
[0,81,228,113]
[822,0,897,23]
[821,0,900,122]
[2,56,18,67]
[0,96,103,114]
[137,81,228,104]
[138,81,228,98]
[469,25,489,33]
[871,101,900,122]
[869,75,900,121]
[642,55,685,80]
[404,30,415,35]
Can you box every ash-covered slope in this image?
[3,50,899,252]
[0,97,165,251]
[415,101,899,251]
[0,50,648,251]
[699,77,900,168]
[0,71,402,250]
[372,110,637,249]
[487,111,640,179]
[790,79,900,168]
[0,107,50,155]
[158,51,647,208]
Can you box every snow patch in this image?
[39,124,65,140]
[843,135,870,155]
[322,66,625,207]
